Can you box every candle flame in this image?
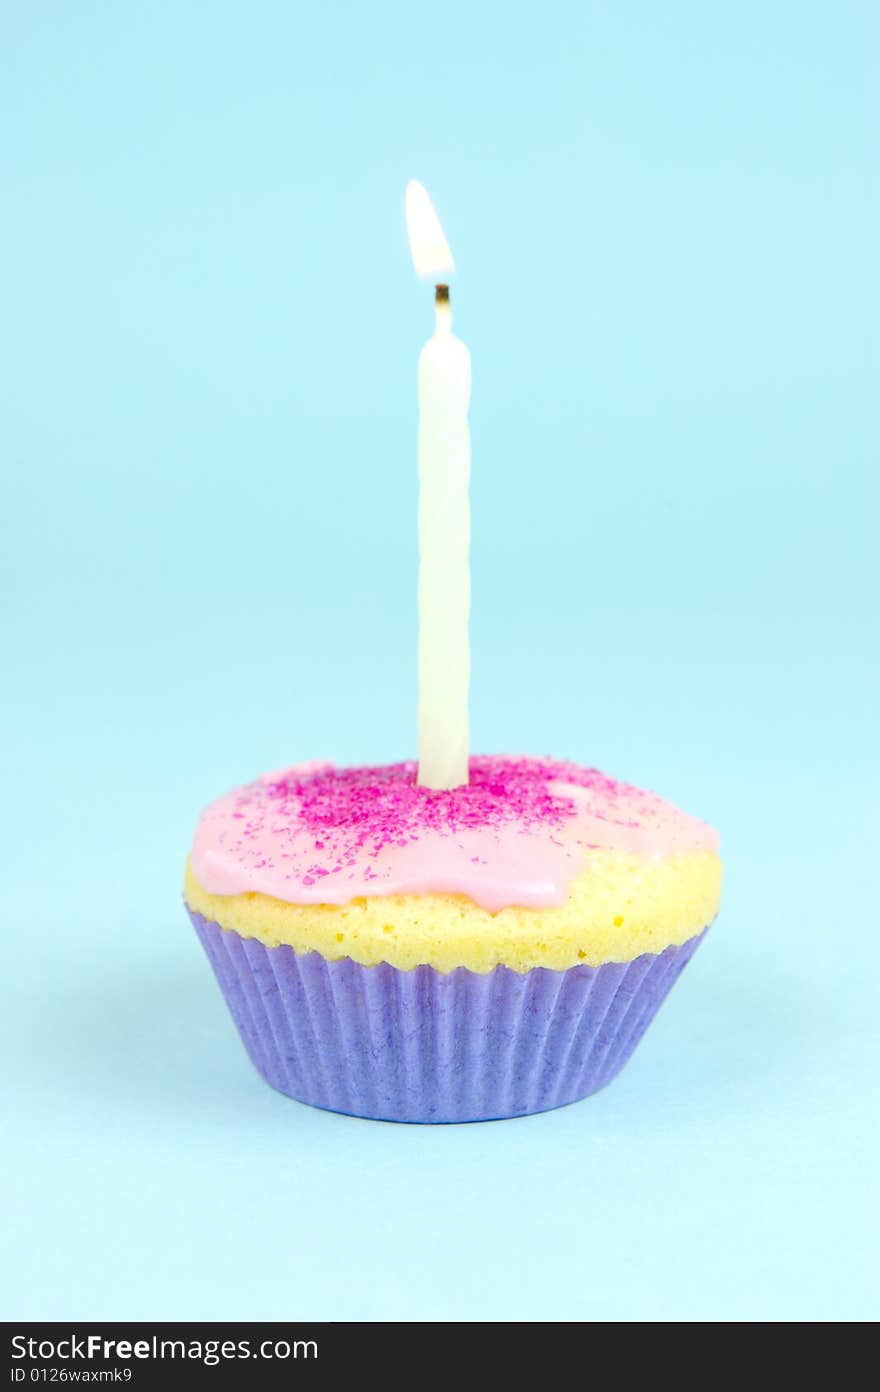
[405,180,455,279]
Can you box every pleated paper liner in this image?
[189,909,706,1123]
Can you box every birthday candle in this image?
[405,180,472,790]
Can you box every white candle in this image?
[406,180,472,790]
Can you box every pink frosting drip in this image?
[191,756,719,913]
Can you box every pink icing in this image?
[191,756,719,913]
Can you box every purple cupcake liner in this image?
[188,909,707,1123]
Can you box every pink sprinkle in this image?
[258,757,586,847]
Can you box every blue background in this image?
[2,1,877,1322]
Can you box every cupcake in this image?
[184,755,721,1123]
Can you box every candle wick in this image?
[434,283,452,334]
